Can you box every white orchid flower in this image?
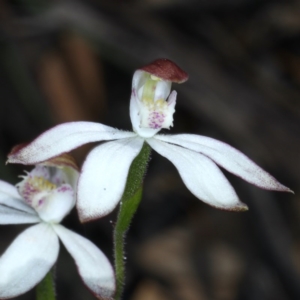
[0,155,115,299]
[8,59,291,222]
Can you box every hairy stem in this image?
[113,142,151,300]
[36,270,56,300]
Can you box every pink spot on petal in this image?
[57,185,72,193]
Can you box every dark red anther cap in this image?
[140,58,188,83]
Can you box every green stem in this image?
[113,142,151,300]
[36,270,56,300]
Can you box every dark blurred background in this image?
[0,0,299,299]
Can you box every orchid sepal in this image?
[155,133,292,193]
[140,58,189,83]
[7,122,136,165]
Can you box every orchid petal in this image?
[155,134,291,192]
[0,180,21,199]
[0,180,36,215]
[0,205,40,224]
[147,138,247,211]
[53,224,115,299]
[37,184,75,223]
[8,122,136,165]
[0,223,59,299]
[77,137,144,222]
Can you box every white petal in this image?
[53,224,115,298]
[0,180,21,199]
[0,223,59,299]
[37,184,75,223]
[147,138,247,211]
[0,180,36,215]
[155,134,291,192]
[77,137,144,222]
[0,205,40,224]
[8,122,136,165]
